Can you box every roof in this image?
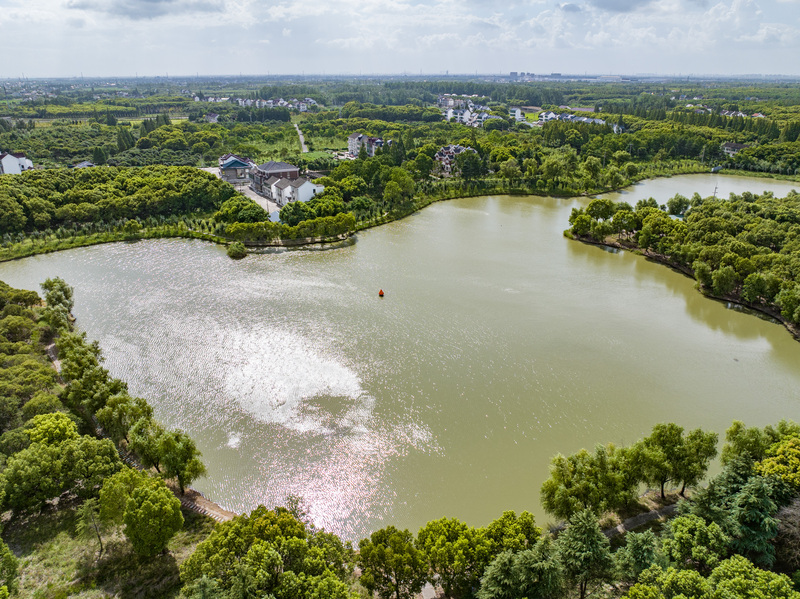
[348,132,363,140]
[256,161,298,173]
[265,176,281,186]
[220,157,252,169]
[275,179,293,189]
[289,177,312,188]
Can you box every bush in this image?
[227,242,247,259]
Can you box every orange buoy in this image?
[379,289,384,297]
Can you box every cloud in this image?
[66,0,225,20]
[560,3,582,11]
[587,0,656,12]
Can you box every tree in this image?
[0,539,18,596]
[757,438,800,491]
[484,510,541,555]
[639,423,718,499]
[706,555,800,599]
[26,412,78,445]
[555,509,613,599]
[661,515,728,574]
[615,530,659,583]
[674,429,718,496]
[62,435,122,499]
[123,478,184,557]
[477,550,517,599]
[76,497,107,559]
[95,393,153,444]
[128,417,166,472]
[774,497,800,572]
[540,444,636,521]
[730,476,778,568]
[511,538,563,599]
[1,442,65,511]
[159,429,207,494]
[99,466,149,525]
[358,526,427,599]
[416,517,492,599]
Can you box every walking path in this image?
[295,123,308,153]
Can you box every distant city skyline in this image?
[4,0,800,79]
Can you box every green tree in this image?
[757,438,800,491]
[661,515,728,574]
[95,393,153,444]
[416,517,492,599]
[730,476,778,567]
[556,509,613,599]
[99,466,151,525]
[1,441,65,511]
[159,429,207,494]
[123,478,184,557]
[0,539,18,596]
[128,417,166,472]
[484,510,541,554]
[76,497,107,559]
[615,530,659,583]
[707,554,800,598]
[358,526,427,599]
[26,412,78,445]
[62,435,122,499]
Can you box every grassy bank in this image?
[4,503,216,599]
[0,226,227,263]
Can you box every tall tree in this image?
[358,526,427,599]
[123,478,184,557]
[159,429,207,494]
[555,509,613,599]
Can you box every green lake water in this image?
[1,174,799,539]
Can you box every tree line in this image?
[0,277,208,588]
[568,190,800,332]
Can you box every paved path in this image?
[201,166,278,213]
[295,123,308,153]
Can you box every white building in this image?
[272,177,324,207]
[0,152,34,175]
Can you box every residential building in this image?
[251,161,301,195]
[0,151,34,175]
[218,154,256,183]
[722,142,748,157]
[347,133,391,157]
[434,145,477,177]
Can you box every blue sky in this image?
[3,0,800,78]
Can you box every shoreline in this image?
[1,169,797,263]
[567,232,800,342]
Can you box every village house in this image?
[721,142,748,157]
[248,160,325,207]
[251,161,301,196]
[347,133,390,157]
[434,145,477,177]
[218,154,255,184]
[0,151,34,175]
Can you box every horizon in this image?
[4,0,799,80]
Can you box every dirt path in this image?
[295,123,308,153]
[603,503,678,538]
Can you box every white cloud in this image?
[0,0,796,76]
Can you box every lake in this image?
[1,173,799,540]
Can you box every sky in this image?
[3,0,800,78]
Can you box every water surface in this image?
[1,174,799,539]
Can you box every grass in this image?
[2,501,216,599]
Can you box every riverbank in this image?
[2,168,796,263]
[566,231,800,342]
